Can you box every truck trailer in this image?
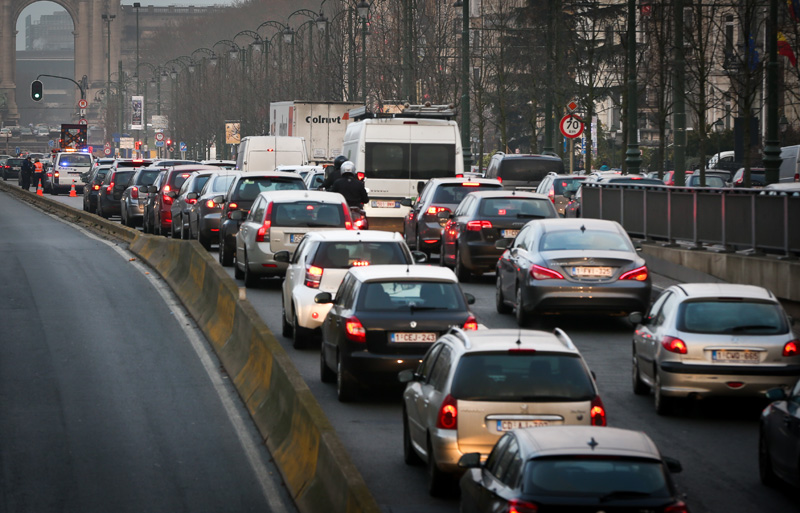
[269,101,361,164]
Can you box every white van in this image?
[341,104,464,225]
[779,145,800,182]
[235,136,308,172]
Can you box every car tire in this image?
[403,409,422,466]
[632,348,649,395]
[281,301,293,338]
[515,287,529,327]
[292,310,307,349]
[98,201,109,219]
[455,246,470,282]
[654,371,674,416]
[759,430,779,487]
[427,437,450,497]
[181,215,189,240]
[336,352,357,402]
[243,252,257,288]
[496,277,511,314]
[320,346,335,383]
[219,238,234,267]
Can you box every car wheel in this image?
[336,352,357,402]
[220,238,234,267]
[515,287,529,327]
[632,348,649,395]
[654,371,674,416]
[403,409,422,465]
[243,252,257,288]
[198,230,211,250]
[181,215,189,240]
[98,201,109,219]
[496,277,511,314]
[2,172,6,181]
[292,310,307,349]
[427,437,450,497]
[759,431,779,487]
[455,246,470,282]
[320,345,335,383]
[281,301,293,338]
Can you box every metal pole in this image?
[673,0,686,185]
[460,0,472,170]
[542,0,556,156]
[764,0,781,185]
[291,40,296,99]
[361,15,367,103]
[118,62,124,151]
[625,0,642,174]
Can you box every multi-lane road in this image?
[6,182,800,513]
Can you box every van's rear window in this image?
[499,159,563,182]
[365,143,456,180]
[272,202,344,227]
[58,154,92,167]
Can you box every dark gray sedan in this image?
[495,218,651,326]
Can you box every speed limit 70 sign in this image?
[560,115,584,139]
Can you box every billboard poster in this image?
[225,121,241,145]
[131,96,144,130]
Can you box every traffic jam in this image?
[6,105,799,513]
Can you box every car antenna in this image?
[588,437,598,450]
[580,224,586,233]
[516,328,522,347]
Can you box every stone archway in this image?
[0,0,119,125]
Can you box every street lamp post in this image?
[624,0,641,174]
[453,0,472,170]
[133,3,141,151]
[316,11,328,100]
[101,13,116,143]
[356,1,370,104]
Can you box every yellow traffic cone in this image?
[36,184,43,196]
[69,181,77,197]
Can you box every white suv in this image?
[51,151,93,194]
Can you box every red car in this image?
[662,170,693,186]
[149,165,204,236]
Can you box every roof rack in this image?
[553,328,576,350]
[349,102,457,121]
[447,327,471,349]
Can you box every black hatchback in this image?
[315,265,476,402]
[96,169,136,219]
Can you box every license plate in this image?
[390,332,437,343]
[371,200,398,208]
[501,229,519,238]
[497,420,549,431]
[289,233,305,243]
[712,350,761,363]
[572,266,612,277]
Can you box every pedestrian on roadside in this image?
[31,158,45,191]
[20,156,33,190]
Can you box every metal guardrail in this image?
[582,183,800,257]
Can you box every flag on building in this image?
[778,32,797,66]
[787,0,800,22]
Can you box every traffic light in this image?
[166,139,173,152]
[31,80,43,101]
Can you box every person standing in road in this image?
[31,158,45,191]
[20,156,33,190]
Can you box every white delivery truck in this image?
[270,101,362,163]
[235,135,308,172]
[341,104,464,232]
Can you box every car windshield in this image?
[523,458,671,499]
[451,352,595,402]
[312,242,409,268]
[677,300,788,335]
[432,183,502,204]
[58,154,92,167]
[553,178,585,195]
[271,202,344,228]
[540,230,633,252]
[478,198,554,218]
[135,170,161,186]
[358,281,464,311]
[236,177,305,200]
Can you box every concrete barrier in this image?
[1,180,381,513]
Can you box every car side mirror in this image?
[766,387,788,401]
[212,195,225,205]
[628,312,644,325]
[147,185,158,193]
[229,210,245,221]
[495,238,512,250]
[397,369,418,383]
[663,457,682,474]
[315,292,333,304]
[464,293,476,305]
[399,198,413,207]
[458,453,482,469]
[417,181,426,195]
[411,251,427,263]
[437,210,452,220]
[273,250,291,263]
[167,190,178,198]
[187,192,198,200]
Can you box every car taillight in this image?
[619,265,648,281]
[661,336,687,354]
[131,186,139,199]
[342,202,354,230]
[548,188,555,203]
[436,394,458,429]
[54,171,60,177]
[226,202,238,218]
[590,395,607,426]
[461,182,480,187]
[345,316,366,343]
[187,198,197,205]
[106,182,114,193]
[92,184,100,191]
[206,200,216,208]
[508,498,539,513]
[304,265,323,288]
[466,220,492,231]
[463,315,478,331]
[531,264,564,280]
[425,206,450,217]
[162,193,173,205]
[256,202,273,242]
[783,340,798,357]
[664,501,690,513]
[496,176,502,183]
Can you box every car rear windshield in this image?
[606,177,663,185]
[116,160,153,169]
[365,143,456,180]
[451,352,594,402]
[208,174,237,194]
[432,183,502,204]
[112,171,135,185]
[540,230,633,252]
[312,241,409,268]
[234,177,305,200]
[7,159,25,166]
[688,175,725,187]
[167,172,194,189]
[272,202,345,228]
[134,170,161,185]
[57,154,92,167]
[358,281,464,311]
[677,300,788,334]
[499,159,563,182]
[478,198,554,218]
[552,178,585,195]
[190,175,212,193]
[523,458,670,499]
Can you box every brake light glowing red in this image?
[206,200,216,208]
[426,206,450,215]
[548,188,555,203]
[357,171,365,181]
[508,498,539,513]
[342,202,354,229]
[619,266,649,281]
[436,394,458,429]
[226,202,238,218]
[345,316,366,343]
[304,265,323,288]
[352,260,370,266]
[162,193,173,205]
[466,220,492,231]
[106,182,114,193]
[187,198,197,205]
[783,340,798,357]
[92,184,100,191]
[496,176,502,183]
[164,185,171,192]
[661,336,687,354]
[590,396,607,426]
[664,501,689,513]
[131,186,139,199]
[461,182,480,187]
[463,316,478,331]
[256,202,273,242]
[531,265,564,280]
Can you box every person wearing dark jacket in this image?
[322,155,348,191]
[20,156,33,190]
[330,162,368,208]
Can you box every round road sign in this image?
[78,99,88,109]
[79,118,88,125]
[559,115,584,139]
[155,132,165,142]
[103,146,112,156]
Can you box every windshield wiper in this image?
[599,491,651,503]
[728,325,776,332]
